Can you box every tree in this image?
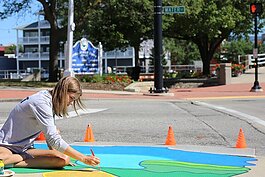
[0,0,68,82]
[163,0,264,76]
[149,47,167,66]
[163,38,200,65]
[73,0,154,66]
[220,38,253,63]
[4,45,16,54]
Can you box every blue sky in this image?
[0,2,41,46]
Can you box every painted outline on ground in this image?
[7,143,256,177]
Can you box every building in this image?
[0,46,4,56]
[16,20,136,75]
[16,20,64,73]
[0,46,17,78]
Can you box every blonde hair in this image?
[50,76,84,117]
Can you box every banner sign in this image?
[72,38,99,74]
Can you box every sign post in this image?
[250,3,263,92]
[150,3,185,93]
[152,0,164,93]
[64,0,75,77]
[98,42,103,76]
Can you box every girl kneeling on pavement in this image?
[0,76,100,168]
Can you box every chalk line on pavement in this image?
[193,101,265,127]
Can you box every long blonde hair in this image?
[50,76,84,117]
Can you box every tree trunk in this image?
[202,56,211,76]
[194,36,224,76]
[38,0,61,82]
[48,28,59,82]
[195,38,210,76]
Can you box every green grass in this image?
[0,79,56,88]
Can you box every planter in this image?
[232,71,242,77]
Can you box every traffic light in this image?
[250,3,262,15]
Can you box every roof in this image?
[15,20,50,30]
[0,47,5,52]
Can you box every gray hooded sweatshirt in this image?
[0,90,68,153]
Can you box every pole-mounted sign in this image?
[72,38,100,74]
[163,6,185,14]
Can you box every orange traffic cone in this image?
[84,124,95,142]
[235,128,247,148]
[36,132,46,141]
[165,126,176,145]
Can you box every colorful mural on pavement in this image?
[9,143,256,177]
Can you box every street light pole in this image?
[64,0,75,77]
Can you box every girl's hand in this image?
[82,155,100,166]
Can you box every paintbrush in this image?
[90,148,101,171]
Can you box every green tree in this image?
[220,38,253,63]
[0,0,70,81]
[149,47,168,66]
[4,45,16,54]
[257,41,265,54]
[163,0,264,75]
[164,38,200,65]
[73,0,154,66]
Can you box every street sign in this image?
[163,6,185,14]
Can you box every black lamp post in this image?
[152,0,166,93]
[250,2,263,92]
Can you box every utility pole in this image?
[64,0,75,77]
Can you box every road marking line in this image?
[193,101,265,127]
[187,95,265,100]
[0,108,108,128]
[55,108,108,120]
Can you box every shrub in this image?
[77,74,132,84]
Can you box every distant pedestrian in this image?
[0,76,100,168]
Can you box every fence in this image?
[115,65,202,74]
[0,70,29,79]
[245,53,265,68]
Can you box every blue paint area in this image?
[34,143,256,169]
[76,154,171,169]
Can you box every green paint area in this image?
[8,158,89,174]
[102,160,250,177]
[9,159,250,177]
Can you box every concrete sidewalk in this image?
[126,66,265,89]
[1,67,265,101]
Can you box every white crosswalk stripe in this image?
[0,108,108,128]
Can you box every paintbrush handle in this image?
[90,148,95,156]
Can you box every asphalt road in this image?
[1,98,264,156]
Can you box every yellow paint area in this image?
[42,168,116,177]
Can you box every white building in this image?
[16,20,136,75]
[16,20,62,72]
